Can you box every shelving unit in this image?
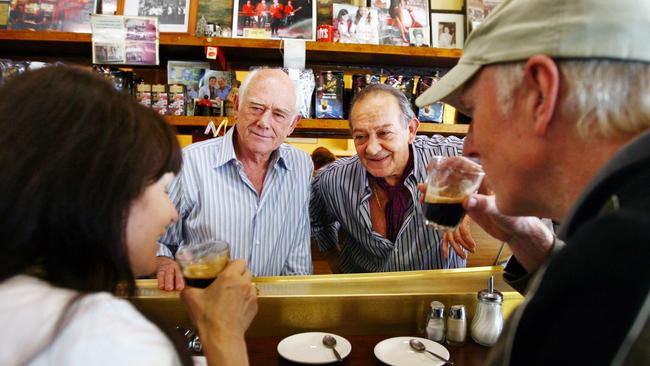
[0,30,462,68]
[0,30,467,138]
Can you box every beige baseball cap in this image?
[416,0,650,115]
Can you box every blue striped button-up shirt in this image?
[158,127,313,276]
[310,135,466,273]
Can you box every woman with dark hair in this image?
[0,66,257,365]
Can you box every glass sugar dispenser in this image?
[470,275,504,346]
[425,300,446,342]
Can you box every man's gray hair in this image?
[350,83,415,129]
[238,68,302,117]
[495,60,650,139]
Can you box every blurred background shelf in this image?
[167,116,468,137]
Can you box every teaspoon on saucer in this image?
[409,339,453,365]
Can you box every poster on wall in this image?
[232,0,316,40]
[373,0,430,46]
[7,0,97,32]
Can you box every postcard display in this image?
[91,14,160,66]
[315,70,344,119]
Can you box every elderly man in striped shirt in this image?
[310,84,476,273]
[156,68,314,291]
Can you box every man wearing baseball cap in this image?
[416,0,650,364]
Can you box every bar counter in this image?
[135,266,523,365]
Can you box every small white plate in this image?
[277,332,352,364]
[374,336,450,366]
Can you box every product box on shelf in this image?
[136,83,152,108]
[151,84,169,115]
[168,84,187,116]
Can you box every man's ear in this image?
[523,55,560,136]
[407,117,420,143]
[232,92,240,118]
[287,114,301,135]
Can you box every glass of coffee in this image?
[176,240,230,288]
[422,156,485,231]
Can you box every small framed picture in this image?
[123,0,194,33]
[409,27,430,47]
[430,12,464,49]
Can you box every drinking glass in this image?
[176,240,230,288]
[422,156,485,231]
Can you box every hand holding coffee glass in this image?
[176,240,230,288]
[422,156,485,231]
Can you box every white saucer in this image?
[277,332,352,364]
[374,336,450,366]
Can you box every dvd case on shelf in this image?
[385,74,414,102]
[416,75,444,123]
[315,70,344,119]
[351,73,380,102]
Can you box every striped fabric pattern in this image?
[310,135,467,273]
[158,127,314,276]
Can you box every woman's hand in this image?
[181,260,258,366]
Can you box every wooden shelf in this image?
[166,116,468,137]
[0,30,461,68]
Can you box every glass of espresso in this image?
[176,240,230,288]
[422,156,485,231]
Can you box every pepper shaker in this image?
[425,301,445,342]
[446,304,467,346]
[471,276,504,346]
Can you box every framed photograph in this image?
[7,0,97,32]
[195,0,233,36]
[167,60,209,101]
[124,0,191,32]
[101,0,118,14]
[430,12,464,49]
[232,0,316,40]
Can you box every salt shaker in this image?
[425,301,445,342]
[470,276,504,346]
[446,304,467,346]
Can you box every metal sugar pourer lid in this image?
[477,276,503,303]
[449,305,466,319]
[430,300,445,318]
